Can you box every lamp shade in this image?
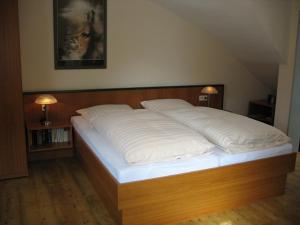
[201,86,218,95]
[35,94,58,105]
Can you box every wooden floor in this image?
[1,154,299,225]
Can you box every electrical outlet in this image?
[199,95,208,101]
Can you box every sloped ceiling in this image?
[151,0,292,91]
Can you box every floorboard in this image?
[0,154,299,225]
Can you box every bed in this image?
[23,85,297,225]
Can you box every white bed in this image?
[71,116,293,183]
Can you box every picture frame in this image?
[53,0,107,69]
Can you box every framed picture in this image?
[53,0,107,69]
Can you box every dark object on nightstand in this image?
[248,100,275,125]
[26,122,73,161]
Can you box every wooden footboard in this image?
[74,130,297,225]
[74,130,122,224]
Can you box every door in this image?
[0,0,28,179]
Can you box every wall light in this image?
[201,86,218,107]
[35,94,58,126]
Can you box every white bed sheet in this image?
[215,145,293,166]
[71,116,293,183]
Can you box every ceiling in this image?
[151,0,292,91]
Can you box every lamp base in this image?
[41,120,52,126]
[41,105,51,126]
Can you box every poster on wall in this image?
[53,0,107,69]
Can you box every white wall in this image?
[288,17,300,151]
[19,0,269,115]
[152,0,292,91]
[254,0,291,63]
[275,0,300,132]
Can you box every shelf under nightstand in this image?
[26,121,74,161]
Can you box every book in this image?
[37,131,42,145]
[63,129,68,142]
[47,129,52,144]
[52,129,56,143]
[32,130,37,146]
[58,128,63,142]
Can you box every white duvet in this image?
[158,107,290,153]
[91,109,214,164]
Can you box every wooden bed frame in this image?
[23,85,297,225]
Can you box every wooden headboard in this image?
[23,85,224,123]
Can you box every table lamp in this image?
[35,94,58,126]
[201,86,218,107]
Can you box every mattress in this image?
[71,116,293,183]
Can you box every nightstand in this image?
[26,121,74,161]
[248,100,275,125]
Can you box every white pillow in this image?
[76,104,132,123]
[141,99,193,112]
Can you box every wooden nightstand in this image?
[26,122,74,161]
[248,100,275,125]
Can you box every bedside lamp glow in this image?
[201,86,218,107]
[35,94,57,126]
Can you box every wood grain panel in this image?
[122,175,287,225]
[28,149,73,162]
[118,153,296,210]
[23,85,224,123]
[74,130,122,225]
[0,0,28,179]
